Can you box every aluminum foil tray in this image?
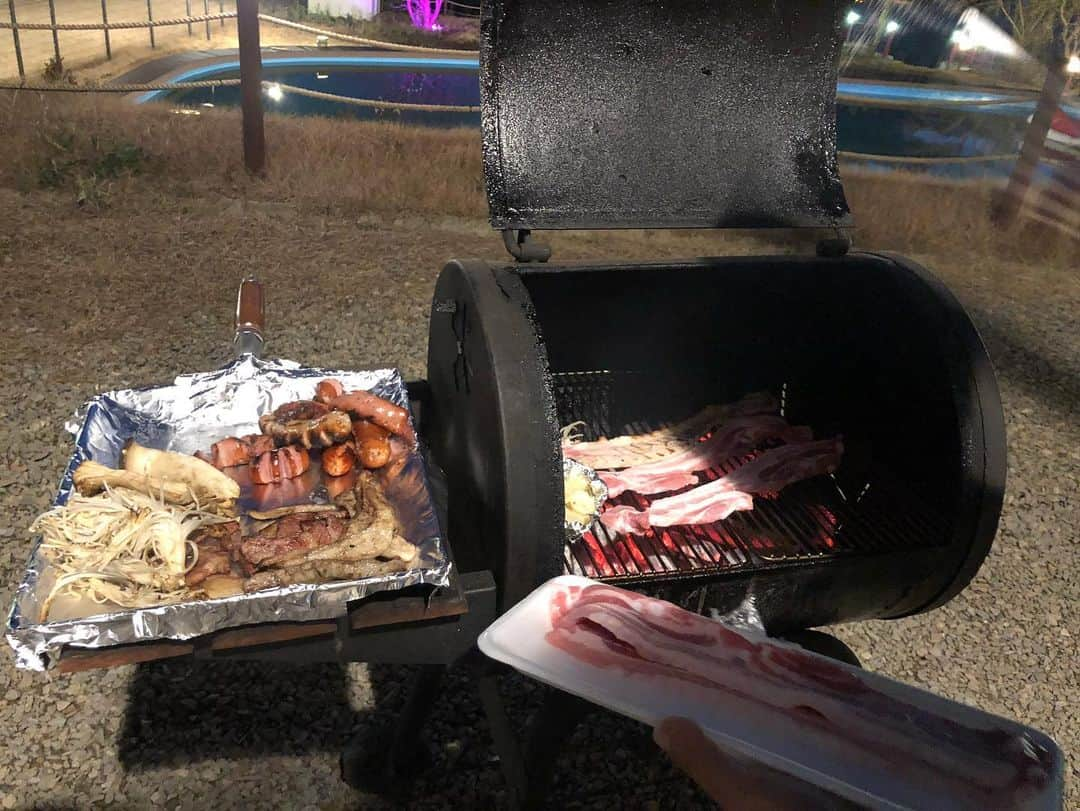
[6,356,451,671]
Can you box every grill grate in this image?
[556,373,950,585]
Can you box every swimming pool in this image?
[145,55,481,129]
[144,54,1078,175]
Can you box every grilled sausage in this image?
[250,446,311,484]
[321,443,356,477]
[352,420,392,469]
[315,378,345,404]
[259,401,353,449]
[330,391,416,446]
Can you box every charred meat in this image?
[185,521,241,587]
[259,400,353,449]
[239,509,350,569]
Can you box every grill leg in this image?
[340,664,446,792]
[521,687,590,809]
[478,671,589,811]
[477,671,530,809]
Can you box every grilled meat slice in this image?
[300,470,418,564]
[185,522,241,587]
[243,557,410,593]
[238,510,350,569]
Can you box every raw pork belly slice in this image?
[599,415,812,498]
[600,437,843,534]
[562,391,779,470]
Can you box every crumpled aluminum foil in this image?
[6,356,451,671]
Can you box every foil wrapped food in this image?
[6,356,451,671]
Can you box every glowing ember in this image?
[405,0,444,30]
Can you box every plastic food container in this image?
[479,576,1063,811]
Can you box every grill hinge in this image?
[816,233,851,258]
[502,229,552,263]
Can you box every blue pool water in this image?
[146,55,1078,175]
[147,56,481,129]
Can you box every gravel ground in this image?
[0,189,1076,809]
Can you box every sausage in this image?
[210,437,252,469]
[321,443,356,477]
[273,400,330,421]
[250,446,311,484]
[330,390,416,446]
[259,404,352,449]
[352,420,392,469]
[315,378,345,404]
[206,434,278,469]
[242,433,275,455]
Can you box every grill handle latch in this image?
[502,229,552,263]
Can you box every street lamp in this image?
[882,20,900,58]
[845,10,861,26]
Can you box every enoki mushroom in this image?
[31,487,225,621]
[561,421,587,445]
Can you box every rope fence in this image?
[0,12,234,31]
[1,3,479,82]
[0,77,240,91]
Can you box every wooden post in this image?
[146,0,155,47]
[185,0,192,35]
[237,0,266,175]
[993,29,1068,225]
[101,0,111,59]
[204,0,210,40]
[7,0,24,80]
[47,0,60,66]
[219,0,225,28]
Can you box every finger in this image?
[654,717,754,807]
[654,718,845,811]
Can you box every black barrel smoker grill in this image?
[424,0,1006,627]
[385,0,1007,801]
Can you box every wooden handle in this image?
[235,277,265,336]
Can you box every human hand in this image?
[654,717,855,810]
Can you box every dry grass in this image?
[0,90,1074,273]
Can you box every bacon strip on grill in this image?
[561,391,779,470]
[600,437,843,535]
[598,415,813,498]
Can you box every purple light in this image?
[406,0,444,31]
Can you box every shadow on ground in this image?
[971,309,1080,420]
[117,660,370,766]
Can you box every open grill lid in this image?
[481,0,852,231]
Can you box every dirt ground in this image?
[0,181,1076,808]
